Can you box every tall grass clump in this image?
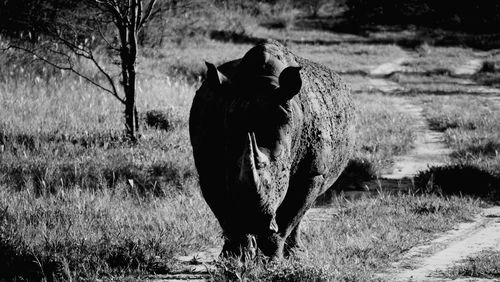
[444,250,500,279]
[354,93,418,174]
[421,95,500,174]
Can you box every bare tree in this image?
[3,0,158,141]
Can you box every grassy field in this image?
[1,20,498,280]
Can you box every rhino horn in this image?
[239,132,270,185]
[276,66,302,103]
[205,61,228,88]
[239,132,259,186]
[250,132,270,169]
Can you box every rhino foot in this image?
[220,234,257,260]
[256,233,285,260]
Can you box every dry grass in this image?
[401,46,478,72]
[421,94,500,174]
[442,250,500,279]
[0,183,220,280]
[354,93,418,174]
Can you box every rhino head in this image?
[204,58,303,241]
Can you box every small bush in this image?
[414,164,500,201]
[317,158,377,204]
[142,109,185,132]
[451,141,500,160]
[479,61,496,73]
[258,2,301,30]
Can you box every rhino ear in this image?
[205,61,227,89]
[276,66,302,103]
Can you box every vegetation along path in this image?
[372,55,500,281]
[379,100,451,180]
[313,54,500,281]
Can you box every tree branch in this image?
[88,53,123,103]
[95,0,125,28]
[5,44,125,104]
[139,0,157,30]
[136,0,143,31]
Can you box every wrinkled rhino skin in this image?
[189,40,355,259]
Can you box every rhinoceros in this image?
[189,40,355,259]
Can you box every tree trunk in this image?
[124,0,139,141]
[120,47,137,141]
[110,0,153,141]
[134,106,139,132]
[118,26,138,140]
[124,89,136,141]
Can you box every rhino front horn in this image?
[239,132,270,187]
[249,132,270,169]
[239,132,259,186]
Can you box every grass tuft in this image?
[211,256,329,282]
[444,250,500,279]
[354,94,418,174]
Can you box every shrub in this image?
[141,109,185,132]
[414,164,500,201]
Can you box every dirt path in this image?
[381,101,451,179]
[370,57,410,77]
[452,59,500,110]
[452,58,484,76]
[382,206,500,281]
[365,55,452,179]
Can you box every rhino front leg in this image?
[256,232,285,259]
[221,233,257,259]
[284,223,307,257]
[275,175,325,257]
